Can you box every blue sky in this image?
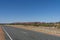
[0,0,60,23]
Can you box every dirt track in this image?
[0,27,5,40]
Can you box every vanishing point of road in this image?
[2,26,60,40]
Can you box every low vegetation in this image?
[0,22,60,28]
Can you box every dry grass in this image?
[6,25,60,36]
[0,27,5,40]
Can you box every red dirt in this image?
[0,27,5,40]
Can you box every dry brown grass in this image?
[6,25,60,37]
[0,27,5,40]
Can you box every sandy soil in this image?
[0,27,5,40]
[6,25,60,37]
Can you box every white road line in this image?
[2,27,13,40]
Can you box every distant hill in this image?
[3,22,55,26]
[0,22,60,25]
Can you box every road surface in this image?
[2,26,60,40]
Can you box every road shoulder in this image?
[0,26,5,40]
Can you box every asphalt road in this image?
[2,26,60,40]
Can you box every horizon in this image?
[0,21,60,24]
[0,0,60,23]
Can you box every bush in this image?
[56,25,60,29]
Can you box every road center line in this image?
[2,27,13,40]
